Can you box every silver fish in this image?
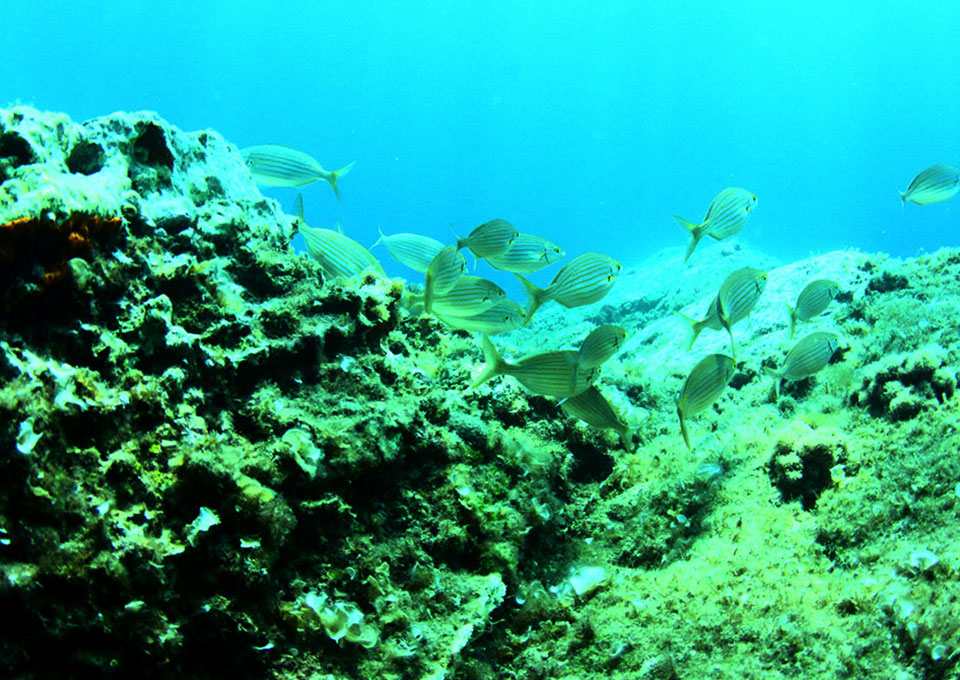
[436,300,525,335]
[485,233,565,273]
[578,325,627,370]
[295,196,382,280]
[372,228,444,274]
[412,276,505,317]
[471,335,597,397]
[674,187,757,262]
[515,252,621,324]
[242,144,354,200]
[561,386,634,451]
[456,219,518,259]
[424,245,466,313]
[676,353,735,449]
[900,164,960,205]
[765,331,839,398]
[716,267,767,361]
[786,279,840,340]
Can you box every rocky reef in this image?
[2,106,959,680]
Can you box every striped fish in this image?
[456,219,518,259]
[765,331,839,398]
[435,300,525,335]
[411,276,505,317]
[674,187,757,262]
[716,267,767,361]
[241,144,355,200]
[424,245,466,313]
[900,164,960,205]
[295,196,383,280]
[371,228,445,274]
[676,295,723,351]
[485,233,565,273]
[515,252,621,324]
[578,325,627,369]
[561,386,634,451]
[786,279,840,340]
[471,334,597,397]
[676,353,735,449]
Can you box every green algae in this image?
[1,105,960,680]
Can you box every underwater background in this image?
[3,3,960,680]
[5,1,960,266]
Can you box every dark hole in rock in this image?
[132,123,174,169]
[0,132,36,167]
[66,140,105,175]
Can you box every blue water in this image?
[4,1,960,276]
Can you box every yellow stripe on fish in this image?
[676,353,735,449]
[424,245,466,313]
[765,331,839,399]
[786,279,840,339]
[412,276,505,317]
[485,233,565,273]
[295,195,382,280]
[456,219,518,259]
[241,144,354,200]
[900,164,960,205]
[372,228,445,274]
[716,267,767,361]
[674,187,757,262]
[471,334,598,398]
[435,300,525,335]
[561,386,634,451]
[515,252,621,324]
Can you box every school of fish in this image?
[242,145,953,450]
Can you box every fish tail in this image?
[327,161,355,202]
[676,312,702,351]
[371,224,385,249]
[515,274,543,326]
[674,216,706,263]
[620,427,636,453]
[470,334,502,388]
[899,189,907,206]
[785,303,797,340]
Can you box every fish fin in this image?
[785,303,797,340]
[293,193,305,225]
[515,274,543,326]
[677,405,691,449]
[676,311,702,351]
[724,322,737,363]
[899,189,907,206]
[327,161,355,202]
[763,366,782,400]
[620,427,635,453]
[674,216,706,263]
[371,224,385,249]
[470,334,502,388]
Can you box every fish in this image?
[424,245,466,313]
[561,386,634,452]
[435,300,525,335]
[676,295,724,351]
[786,279,840,340]
[241,144,355,200]
[471,334,598,397]
[485,233,565,273]
[674,188,757,262]
[900,164,960,205]
[371,228,445,274]
[764,331,840,398]
[410,275,505,317]
[515,252,621,324]
[578,325,627,370]
[294,196,383,280]
[716,267,767,361]
[676,353,735,449]
[456,219,518,259]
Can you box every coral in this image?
[853,344,957,420]
[767,420,849,510]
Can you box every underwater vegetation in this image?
[1,105,960,680]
